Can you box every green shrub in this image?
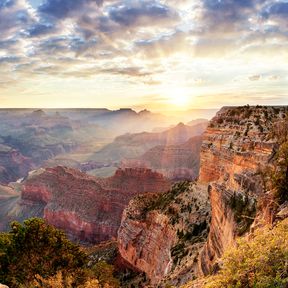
[204,218,288,288]
[228,192,256,235]
[271,142,288,203]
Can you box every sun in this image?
[165,87,190,107]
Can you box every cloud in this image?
[263,1,288,19]
[0,0,15,10]
[38,0,101,19]
[100,66,152,77]
[0,0,35,39]
[108,0,179,27]
[26,22,55,36]
[0,38,18,50]
[201,0,256,31]
[135,30,189,58]
[0,55,21,64]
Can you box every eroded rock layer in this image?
[118,182,210,286]
[198,106,287,275]
[20,167,170,243]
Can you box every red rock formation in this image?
[118,183,210,286]
[21,166,170,243]
[119,209,175,284]
[198,106,287,275]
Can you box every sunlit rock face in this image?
[198,106,287,275]
[20,166,170,243]
[118,183,210,286]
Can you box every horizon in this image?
[0,0,288,110]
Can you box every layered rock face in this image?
[20,166,170,243]
[118,182,210,286]
[198,106,287,275]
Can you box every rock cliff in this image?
[198,105,287,275]
[118,182,211,286]
[20,167,170,243]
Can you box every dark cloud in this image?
[262,1,288,18]
[0,0,34,40]
[108,0,179,27]
[69,36,98,55]
[0,38,17,49]
[201,0,261,33]
[26,22,55,37]
[269,2,288,16]
[39,0,103,19]
[0,0,15,9]
[204,0,253,10]
[36,36,69,55]
[0,55,20,64]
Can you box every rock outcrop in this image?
[19,167,170,243]
[118,182,210,286]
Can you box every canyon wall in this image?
[20,166,170,243]
[118,182,211,286]
[198,105,286,275]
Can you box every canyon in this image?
[0,106,287,287]
[0,109,207,183]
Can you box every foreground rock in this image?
[118,182,210,286]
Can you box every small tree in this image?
[0,218,87,287]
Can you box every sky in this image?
[0,0,287,111]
